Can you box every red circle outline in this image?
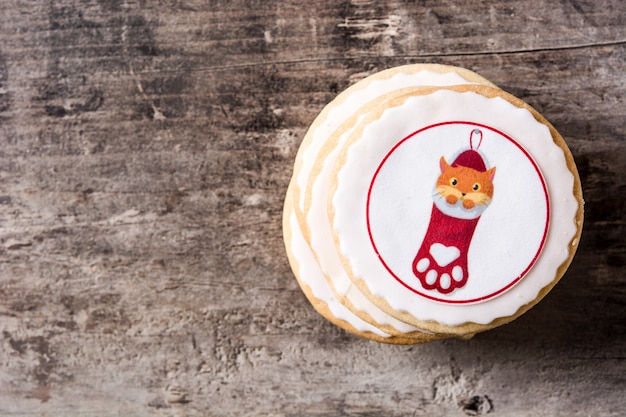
[366,121,550,304]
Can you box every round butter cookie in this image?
[329,84,583,336]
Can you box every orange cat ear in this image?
[439,156,451,173]
[487,166,496,181]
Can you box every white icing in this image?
[287,206,390,337]
[332,89,577,325]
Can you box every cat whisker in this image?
[435,186,447,197]
[475,194,491,205]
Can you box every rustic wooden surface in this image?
[0,0,624,416]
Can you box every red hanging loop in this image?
[469,128,483,150]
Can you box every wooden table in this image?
[0,1,624,415]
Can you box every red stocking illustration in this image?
[412,129,496,294]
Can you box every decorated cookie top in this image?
[331,85,579,330]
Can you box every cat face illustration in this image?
[433,156,496,220]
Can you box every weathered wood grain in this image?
[0,0,624,415]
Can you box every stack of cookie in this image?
[282,64,583,344]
